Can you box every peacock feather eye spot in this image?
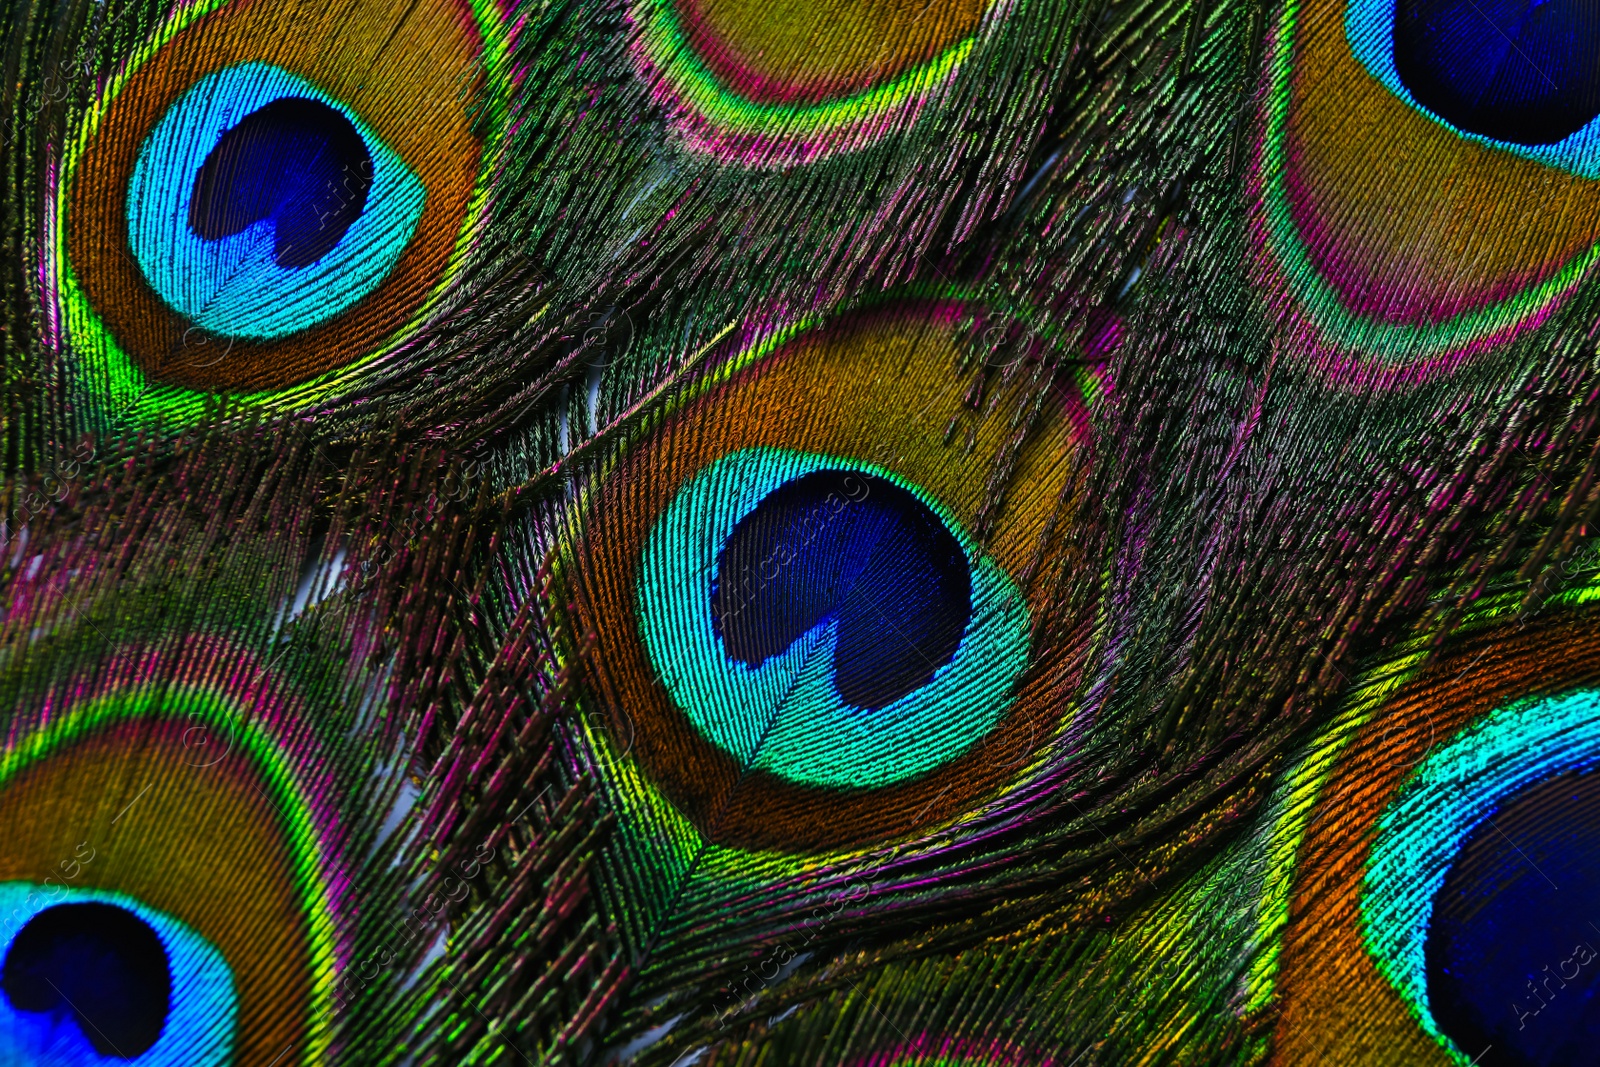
[639,447,1031,791]
[671,0,987,106]
[188,97,374,270]
[1285,679,1600,1065]
[1424,767,1600,1067]
[1257,0,1600,382]
[2,902,171,1059]
[576,303,1093,849]
[1393,0,1600,146]
[128,63,426,342]
[710,469,972,711]
[633,0,993,163]
[0,883,234,1066]
[65,0,499,394]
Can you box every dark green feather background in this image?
[4,0,1600,1062]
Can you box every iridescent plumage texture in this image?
[6,0,1600,1063]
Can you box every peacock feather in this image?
[7,0,1600,1063]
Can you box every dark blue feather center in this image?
[2,902,171,1059]
[1394,0,1600,145]
[1425,768,1600,1067]
[189,96,374,269]
[710,471,972,711]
